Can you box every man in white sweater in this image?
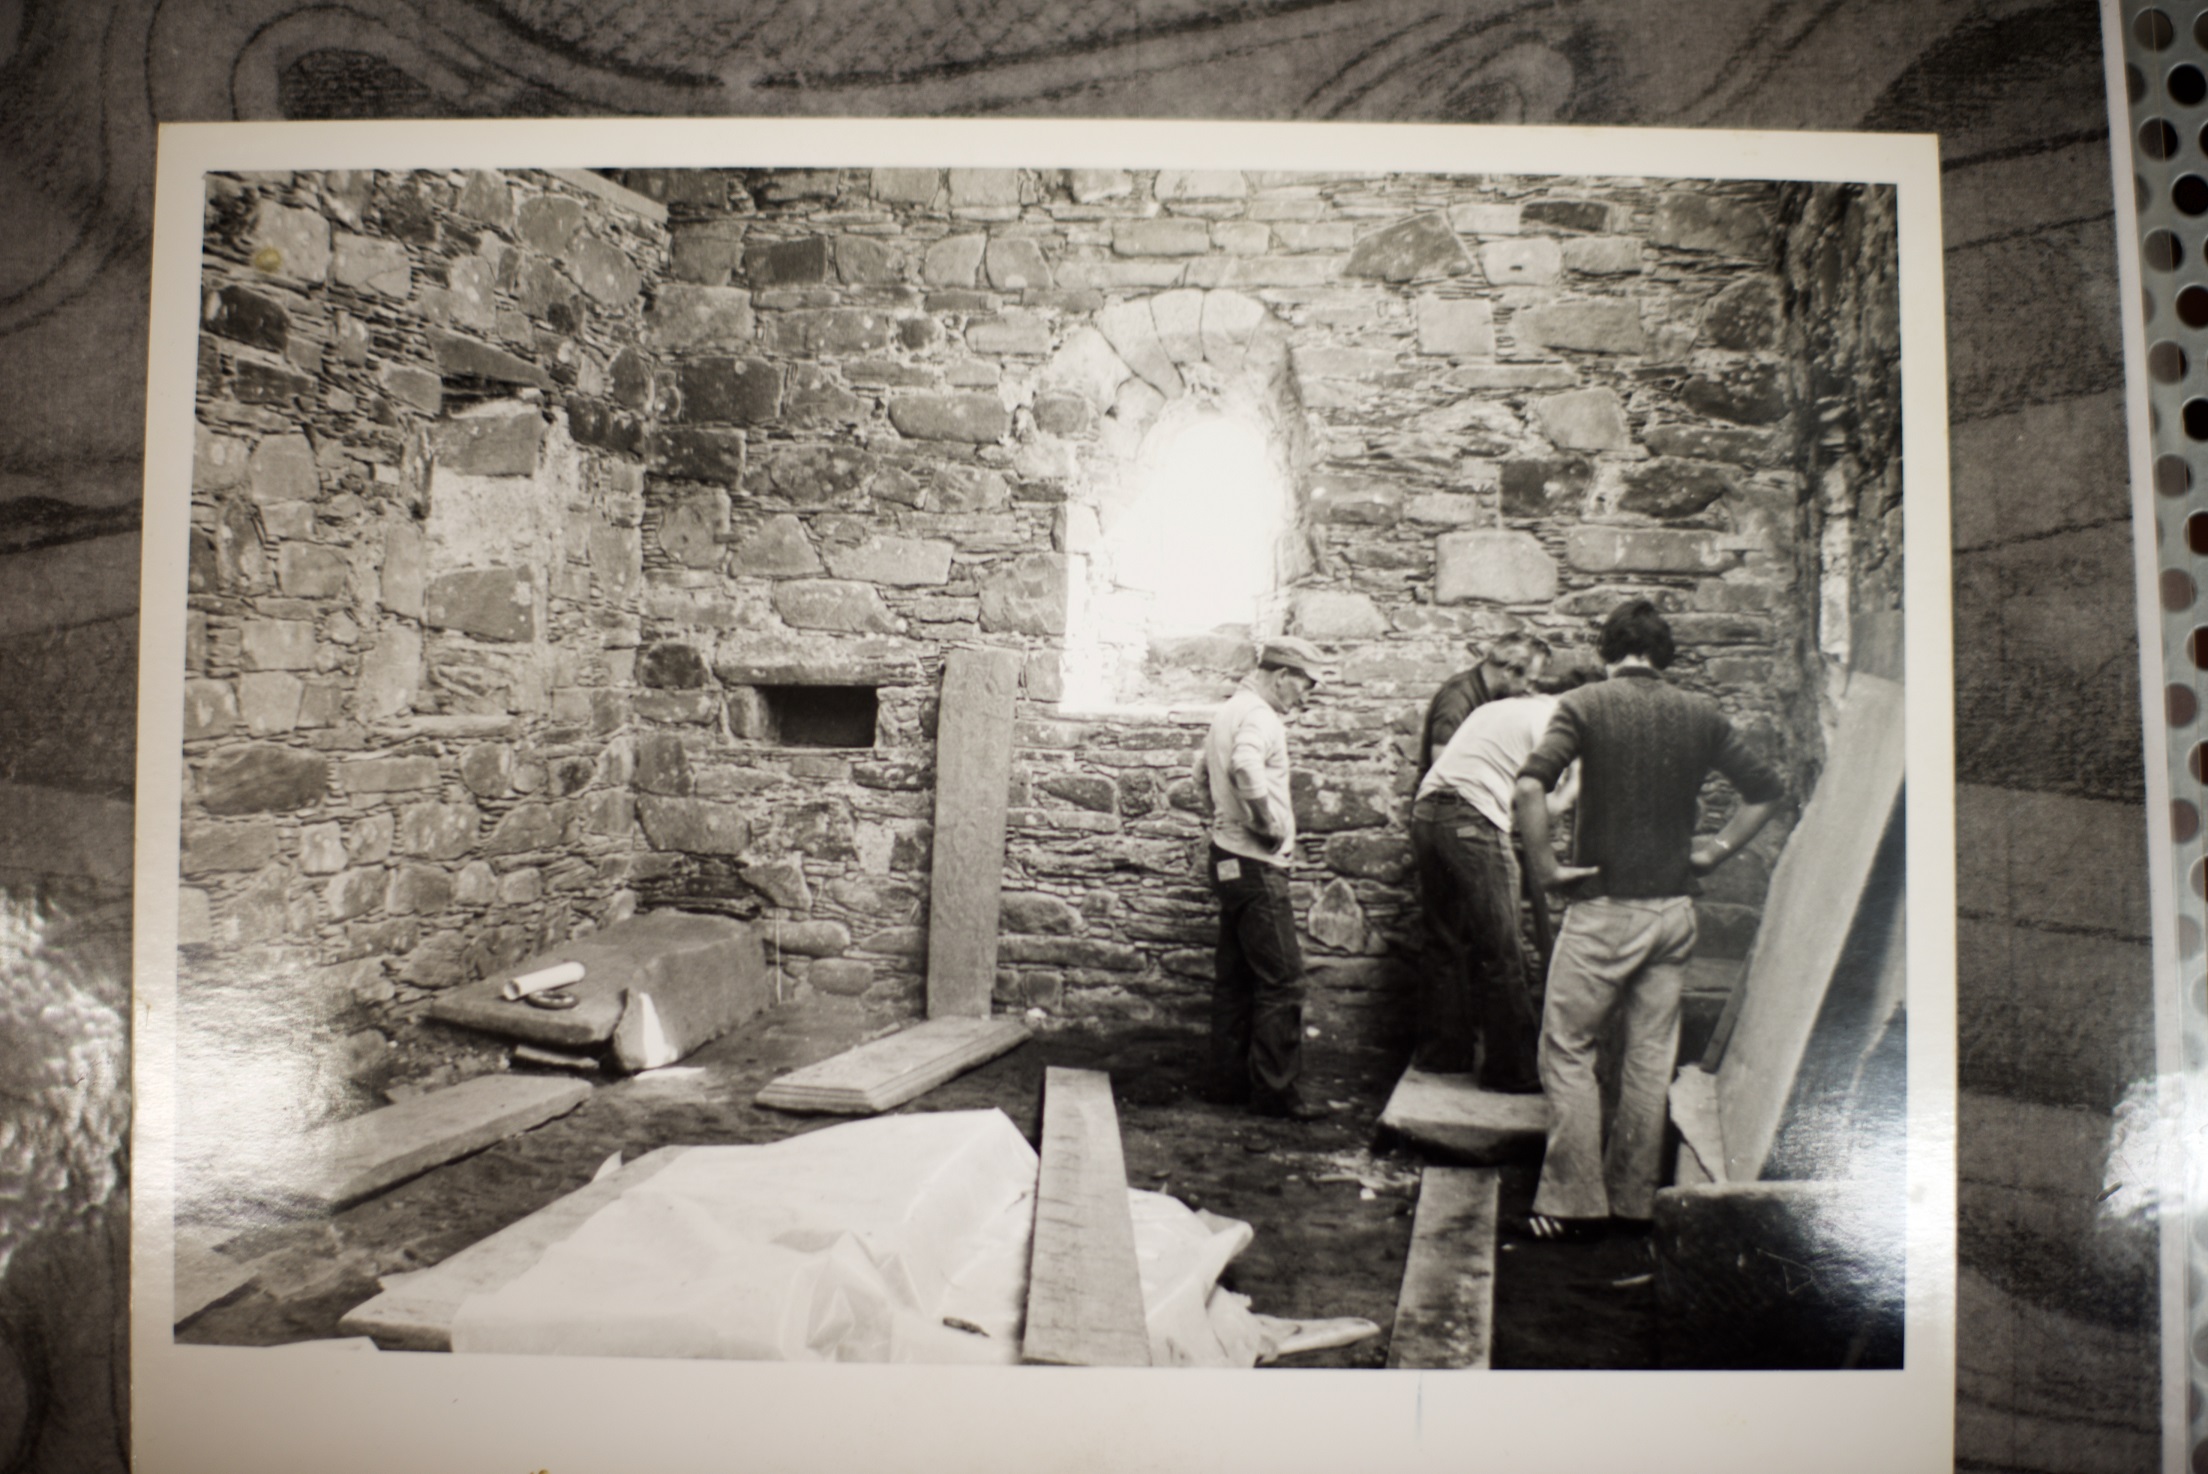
[1191,637,1325,1120]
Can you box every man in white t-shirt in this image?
[1409,674,1585,1089]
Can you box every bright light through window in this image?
[1111,409,1287,634]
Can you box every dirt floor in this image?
[178,1001,1658,1369]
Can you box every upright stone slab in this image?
[927,646,1024,1018]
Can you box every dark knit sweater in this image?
[1517,668,1784,899]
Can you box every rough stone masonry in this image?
[181,165,1899,1112]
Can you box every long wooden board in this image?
[287,1074,591,1211]
[1021,1067,1152,1367]
[1716,673,1904,1184]
[925,646,1024,1018]
[753,1016,1030,1115]
[337,1148,687,1351]
[1377,1067,1549,1163]
[1387,1166,1499,1370]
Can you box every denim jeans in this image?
[1408,794,1541,1088]
[1532,895,1698,1221]
[1208,845,1306,1102]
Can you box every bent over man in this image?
[1191,637,1326,1121]
[1511,600,1783,1241]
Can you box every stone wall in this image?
[181,168,665,1111]
[607,167,1839,1045]
[181,164,1902,1101]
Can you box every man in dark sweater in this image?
[1509,600,1784,1241]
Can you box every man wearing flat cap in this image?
[1190,636,1327,1120]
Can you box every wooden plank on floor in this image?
[925,645,1024,1018]
[337,1148,687,1351]
[290,1074,592,1212]
[1667,1064,1726,1185]
[753,1016,1030,1115]
[1387,1166,1499,1370]
[1022,1067,1151,1367]
[1716,673,1904,1183]
[1378,1066,1548,1163]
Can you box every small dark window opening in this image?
[759,685,877,747]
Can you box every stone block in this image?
[1435,530,1557,605]
[565,233,640,306]
[1344,214,1470,282]
[833,235,901,286]
[180,819,279,875]
[1323,832,1414,883]
[948,168,1022,207]
[425,568,536,643]
[1566,526,1740,575]
[333,232,412,296]
[632,731,690,796]
[237,671,304,734]
[355,626,422,722]
[888,393,1010,443]
[1643,424,1782,467]
[1562,237,1643,275]
[1416,297,1494,357]
[644,284,755,350]
[1650,192,1774,260]
[380,361,441,414]
[742,856,811,909]
[1679,360,1790,425]
[204,285,289,351]
[729,513,822,576]
[341,756,439,794]
[349,813,395,862]
[1700,277,1783,351]
[274,542,348,599]
[1501,457,1593,517]
[240,619,316,670]
[194,426,251,492]
[398,802,479,860]
[1094,300,1183,397]
[966,312,1053,356]
[1480,237,1562,286]
[1213,220,1270,254]
[979,552,1069,635]
[1532,387,1630,451]
[1449,203,1522,235]
[775,920,852,957]
[1513,299,1647,355]
[984,237,1051,291]
[810,959,876,997]
[657,489,729,569]
[638,643,709,691]
[637,795,750,854]
[1068,169,1133,202]
[1293,589,1389,638]
[650,427,747,483]
[1113,218,1210,256]
[483,802,565,856]
[456,171,512,226]
[430,404,544,478]
[298,822,346,875]
[1039,773,1116,812]
[323,866,384,921]
[1406,492,1483,525]
[429,331,551,389]
[772,579,897,633]
[233,356,316,405]
[824,535,954,586]
[873,168,941,205]
[1616,459,1743,518]
[741,236,830,287]
[1445,363,1577,391]
[1040,327,1131,407]
[183,679,238,739]
[386,864,454,915]
[516,194,585,254]
[1034,393,1090,435]
[1521,199,1609,233]
[1307,878,1368,951]
[199,744,329,815]
[766,308,900,358]
[249,201,331,282]
[1310,477,1403,526]
[922,234,987,287]
[249,434,318,504]
[764,445,877,507]
[1156,169,1248,201]
[674,357,783,424]
[1289,772,1392,833]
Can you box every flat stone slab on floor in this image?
[1388,1165,1500,1369]
[1378,1068,1549,1163]
[289,1074,592,1212]
[430,911,767,1065]
[339,1147,688,1351]
[754,1016,1031,1115]
[173,1234,256,1326]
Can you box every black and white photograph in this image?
[129,121,1953,1469]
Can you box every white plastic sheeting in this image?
[446,1108,1365,1367]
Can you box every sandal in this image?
[1505,1212,1607,1243]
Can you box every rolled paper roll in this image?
[502,959,585,1001]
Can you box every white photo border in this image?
[134,117,1955,1474]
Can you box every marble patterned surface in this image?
[0,2,2156,1469]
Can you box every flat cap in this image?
[1257,636,1325,682]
